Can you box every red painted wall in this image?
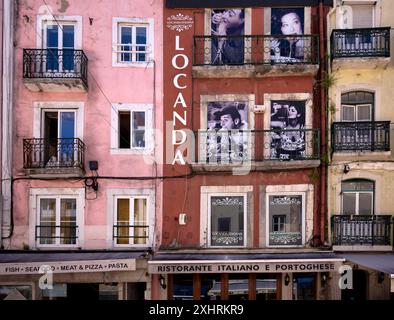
[162,7,322,248]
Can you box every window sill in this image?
[110,148,154,155]
[112,61,153,68]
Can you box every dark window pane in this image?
[119,111,131,148]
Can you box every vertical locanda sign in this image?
[166,14,194,165]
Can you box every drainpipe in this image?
[319,0,327,245]
[1,0,14,246]
[0,0,3,246]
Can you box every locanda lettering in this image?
[171,35,190,165]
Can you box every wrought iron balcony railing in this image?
[331,27,390,59]
[36,225,78,245]
[113,224,149,245]
[23,49,88,88]
[331,215,392,246]
[23,138,85,170]
[193,35,319,66]
[331,121,390,152]
[195,129,320,163]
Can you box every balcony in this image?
[113,224,150,246]
[331,215,393,251]
[330,27,390,70]
[193,35,319,78]
[23,138,85,177]
[331,121,390,153]
[23,49,88,92]
[192,129,320,172]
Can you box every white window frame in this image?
[110,103,153,155]
[29,188,85,249]
[200,185,253,248]
[208,193,248,248]
[266,191,306,248]
[113,195,149,247]
[112,17,154,67]
[341,180,374,215]
[33,102,84,139]
[341,104,372,122]
[107,188,155,249]
[37,15,82,49]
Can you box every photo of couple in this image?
[270,100,306,160]
[211,9,245,65]
[210,8,305,65]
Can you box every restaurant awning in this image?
[0,250,148,275]
[338,253,394,292]
[148,252,345,274]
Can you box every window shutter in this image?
[351,4,373,28]
[342,105,355,121]
[356,104,372,121]
[336,5,353,29]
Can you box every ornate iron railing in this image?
[331,121,390,152]
[35,225,78,245]
[195,129,320,163]
[113,224,149,245]
[23,49,88,88]
[331,27,390,59]
[193,35,319,66]
[23,138,85,170]
[331,215,392,246]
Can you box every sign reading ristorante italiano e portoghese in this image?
[148,260,343,274]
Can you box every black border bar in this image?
[166,0,333,8]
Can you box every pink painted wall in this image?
[9,0,163,250]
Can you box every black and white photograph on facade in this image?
[270,100,305,160]
[206,101,249,162]
[211,9,245,64]
[270,8,305,62]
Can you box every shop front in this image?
[0,251,150,300]
[149,252,344,300]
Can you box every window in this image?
[114,197,148,246]
[111,104,152,154]
[0,285,32,300]
[42,110,77,166]
[341,179,374,215]
[268,194,304,246]
[112,18,154,67]
[340,91,374,148]
[44,23,76,72]
[341,91,374,122]
[37,197,77,246]
[118,111,146,149]
[208,194,246,247]
[29,188,85,249]
[37,15,82,73]
[272,215,286,232]
[117,24,148,63]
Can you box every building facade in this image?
[327,0,394,300]
[149,0,344,300]
[0,0,164,300]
